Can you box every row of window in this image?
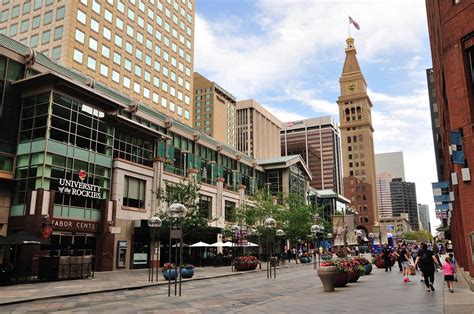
[75,6,192,66]
[0,1,61,23]
[0,24,63,45]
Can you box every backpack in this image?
[420,250,432,268]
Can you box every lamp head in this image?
[148,216,162,228]
[231,224,240,232]
[264,217,276,229]
[276,229,285,236]
[167,203,187,218]
[310,224,320,233]
[326,233,333,239]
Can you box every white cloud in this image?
[195,0,428,98]
[260,104,308,123]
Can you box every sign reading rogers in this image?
[52,218,98,233]
[57,170,102,199]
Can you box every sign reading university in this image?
[58,170,102,199]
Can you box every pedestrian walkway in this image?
[444,269,474,314]
[0,261,304,306]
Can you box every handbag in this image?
[409,264,416,276]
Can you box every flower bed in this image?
[233,255,258,271]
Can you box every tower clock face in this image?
[346,83,357,93]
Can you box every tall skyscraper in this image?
[375,152,405,219]
[337,37,379,233]
[417,204,431,232]
[426,0,474,277]
[375,152,406,181]
[193,72,236,147]
[236,99,282,159]
[0,0,195,126]
[281,117,343,194]
[376,172,393,218]
[390,178,419,230]
[426,68,444,182]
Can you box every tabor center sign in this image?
[58,170,102,199]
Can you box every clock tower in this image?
[337,37,379,234]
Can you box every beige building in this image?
[193,72,236,147]
[380,214,412,243]
[376,172,393,218]
[0,0,195,126]
[337,37,379,233]
[236,99,282,159]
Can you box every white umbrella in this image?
[190,241,211,247]
[210,241,233,247]
[171,243,189,247]
[245,242,259,247]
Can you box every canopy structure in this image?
[190,241,211,247]
[5,231,50,246]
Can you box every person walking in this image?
[415,243,440,292]
[449,253,458,281]
[382,244,392,272]
[394,244,411,282]
[442,256,455,293]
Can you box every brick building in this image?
[426,0,474,279]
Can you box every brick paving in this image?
[0,263,449,313]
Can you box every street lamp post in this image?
[167,203,187,297]
[231,224,240,272]
[311,224,321,269]
[276,229,285,265]
[264,217,276,279]
[148,216,162,282]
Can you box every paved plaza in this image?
[0,263,458,313]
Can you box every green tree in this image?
[402,230,433,243]
[155,179,211,236]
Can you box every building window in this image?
[41,30,51,44]
[56,6,65,20]
[123,176,146,208]
[34,0,42,10]
[77,10,86,24]
[75,29,85,43]
[467,46,474,98]
[54,26,63,40]
[44,10,53,25]
[87,56,96,70]
[52,46,61,60]
[30,34,39,47]
[23,2,31,14]
[20,20,29,33]
[199,195,212,219]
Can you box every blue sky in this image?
[194,0,439,230]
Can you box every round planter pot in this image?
[363,263,372,275]
[162,268,178,280]
[317,266,337,292]
[180,268,194,278]
[299,256,311,263]
[235,263,258,271]
[375,257,385,269]
[348,268,360,283]
[334,271,350,287]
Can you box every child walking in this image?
[449,253,458,282]
[442,257,455,293]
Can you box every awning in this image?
[190,241,211,247]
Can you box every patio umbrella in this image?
[209,241,234,247]
[171,243,189,248]
[242,242,259,247]
[190,241,211,247]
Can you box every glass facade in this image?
[0,56,23,172]
[13,92,112,219]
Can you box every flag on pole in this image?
[349,16,360,30]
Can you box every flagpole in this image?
[348,17,351,38]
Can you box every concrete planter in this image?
[162,269,178,280]
[180,268,194,278]
[317,266,337,292]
